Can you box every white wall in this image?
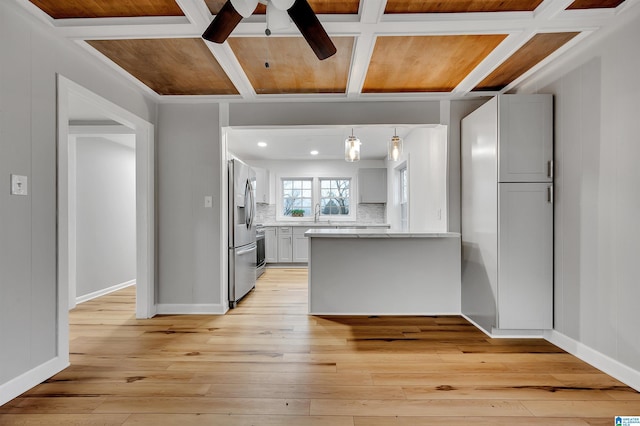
[517,7,640,386]
[0,1,156,405]
[157,103,221,309]
[76,137,136,298]
[386,127,449,232]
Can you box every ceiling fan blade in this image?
[202,0,243,44]
[287,0,337,60]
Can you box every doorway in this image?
[56,75,155,346]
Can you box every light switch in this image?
[204,196,213,208]
[11,174,28,196]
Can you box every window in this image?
[320,178,351,217]
[281,178,312,217]
[278,176,354,221]
[399,166,408,231]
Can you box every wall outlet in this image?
[11,174,28,196]
[204,196,213,208]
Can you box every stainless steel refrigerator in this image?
[228,158,257,308]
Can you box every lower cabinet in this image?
[277,227,293,263]
[265,227,277,263]
[292,228,309,263]
[268,225,387,264]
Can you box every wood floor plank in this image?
[93,397,309,415]
[522,400,640,417]
[2,267,638,424]
[0,414,131,425]
[122,414,354,426]
[310,399,532,416]
[354,417,591,425]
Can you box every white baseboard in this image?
[156,303,226,315]
[76,279,136,305]
[545,329,640,392]
[462,314,546,338]
[0,356,69,406]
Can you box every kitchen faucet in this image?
[314,203,321,222]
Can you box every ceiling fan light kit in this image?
[202,0,337,60]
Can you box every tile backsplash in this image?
[256,203,386,224]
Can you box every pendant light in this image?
[344,129,361,162]
[389,128,403,161]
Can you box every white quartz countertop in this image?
[304,228,461,238]
[261,222,390,228]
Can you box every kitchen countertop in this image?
[260,222,390,228]
[305,228,460,238]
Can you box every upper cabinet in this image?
[254,167,270,204]
[358,168,387,203]
[498,94,553,183]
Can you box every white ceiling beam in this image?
[204,41,257,100]
[346,0,387,98]
[451,31,531,95]
[174,0,213,29]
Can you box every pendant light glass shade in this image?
[345,130,361,162]
[389,129,403,161]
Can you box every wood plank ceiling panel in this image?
[384,0,544,13]
[362,35,508,93]
[567,0,626,9]
[228,37,354,94]
[474,32,580,91]
[86,38,238,95]
[205,0,360,15]
[28,0,184,19]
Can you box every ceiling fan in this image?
[202,0,337,60]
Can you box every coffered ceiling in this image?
[16,0,639,101]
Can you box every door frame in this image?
[56,75,155,342]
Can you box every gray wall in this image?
[518,9,640,373]
[0,0,155,395]
[76,137,136,298]
[157,103,221,305]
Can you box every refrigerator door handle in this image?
[244,179,253,228]
[237,243,257,256]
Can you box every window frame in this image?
[276,174,357,222]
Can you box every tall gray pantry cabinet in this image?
[461,94,554,334]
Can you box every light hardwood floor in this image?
[1,268,639,425]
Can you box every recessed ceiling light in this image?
[310,150,319,156]
[257,141,267,147]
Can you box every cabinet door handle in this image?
[547,186,553,204]
[547,160,554,179]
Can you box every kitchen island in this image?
[305,229,461,315]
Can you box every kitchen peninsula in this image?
[305,229,461,315]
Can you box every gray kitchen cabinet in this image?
[497,183,553,329]
[358,168,387,203]
[265,227,277,263]
[254,167,270,204]
[292,227,309,262]
[461,94,554,334]
[498,95,553,183]
[277,227,293,263]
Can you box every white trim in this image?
[156,304,226,315]
[462,314,494,338]
[219,106,230,313]
[0,357,69,406]
[545,330,640,392]
[310,311,460,316]
[75,280,136,305]
[57,75,155,321]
